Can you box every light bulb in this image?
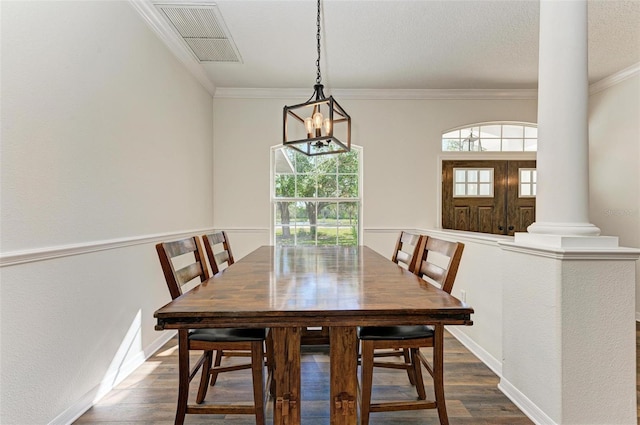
[323,118,331,135]
[304,117,314,137]
[312,111,324,129]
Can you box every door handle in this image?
[498,225,504,231]
[508,225,514,231]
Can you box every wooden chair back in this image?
[413,236,464,294]
[391,231,423,272]
[156,236,210,300]
[203,231,235,275]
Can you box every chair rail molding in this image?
[0,228,215,267]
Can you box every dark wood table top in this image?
[154,245,473,330]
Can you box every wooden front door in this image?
[442,160,536,236]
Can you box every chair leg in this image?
[410,348,426,400]
[433,325,449,425]
[210,350,223,386]
[195,350,213,403]
[251,341,266,425]
[360,340,374,425]
[403,348,416,385]
[175,330,189,425]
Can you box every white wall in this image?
[0,2,214,424]
[213,95,538,254]
[588,73,640,317]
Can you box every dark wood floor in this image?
[76,330,531,424]
[75,324,640,424]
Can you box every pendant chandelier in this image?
[283,0,351,156]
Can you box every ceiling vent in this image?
[155,4,242,63]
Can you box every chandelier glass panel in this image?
[283,0,351,156]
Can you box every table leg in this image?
[434,324,449,425]
[330,326,358,425]
[271,327,301,425]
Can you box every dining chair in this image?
[202,231,234,275]
[202,231,267,387]
[391,231,423,271]
[156,236,266,425]
[371,231,425,382]
[358,236,465,425]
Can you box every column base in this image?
[514,232,618,249]
[527,221,601,237]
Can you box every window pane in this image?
[317,175,337,197]
[296,226,315,245]
[467,170,478,182]
[479,139,500,151]
[467,184,478,196]
[455,184,466,196]
[502,138,524,151]
[316,155,337,173]
[532,184,537,195]
[443,130,460,138]
[338,151,358,173]
[296,174,316,197]
[532,170,537,182]
[275,226,295,246]
[480,125,501,138]
[275,175,295,197]
[317,203,336,226]
[338,226,358,246]
[503,125,524,138]
[524,126,538,138]
[521,170,530,183]
[461,127,479,138]
[479,183,491,196]
[275,202,295,226]
[338,175,358,197]
[443,139,464,151]
[316,226,337,245]
[455,169,466,182]
[337,202,359,226]
[295,152,314,173]
[524,139,538,151]
[521,185,531,196]
[479,170,491,182]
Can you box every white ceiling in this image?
[141,0,640,92]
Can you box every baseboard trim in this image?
[1,228,214,267]
[445,327,502,376]
[498,378,558,425]
[48,331,176,425]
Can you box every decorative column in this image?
[499,3,639,425]
[525,0,603,242]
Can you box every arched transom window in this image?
[442,122,538,152]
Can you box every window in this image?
[272,146,361,246]
[453,168,494,197]
[442,122,538,152]
[519,168,537,197]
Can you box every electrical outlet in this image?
[460,290,467,303]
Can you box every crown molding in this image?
[589,62,640,95]
[214,87,539,100]
[128,0,216,95]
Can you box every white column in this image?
[526,0,601,238]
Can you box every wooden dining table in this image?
[154,245,473,425]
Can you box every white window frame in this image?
[519,168,537,198]
[453,167,495,198]
[270,145,363,247]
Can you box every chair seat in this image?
[189,328,266,342]
[357,325,434,340]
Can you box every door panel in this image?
[506,160,536,235]
[442,160,507,234]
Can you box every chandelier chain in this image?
[315,0,322,85]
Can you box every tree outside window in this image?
[273,147,361,246]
